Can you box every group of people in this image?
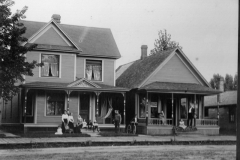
[179,103,195,130]
[61,110,89,133]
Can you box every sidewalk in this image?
[0,129,236,146]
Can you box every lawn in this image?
[98,131,138,137]
[17,131,90,138]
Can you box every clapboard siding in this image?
[33,27,69,46]
[25,51,75,83]
[76,58,85,78]
[103,59,115,86]
[144,54,200,86]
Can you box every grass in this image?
[16,131,91,138]
[98,131,138,137]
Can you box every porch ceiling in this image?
[140,82,221,95]
[21,81,129,92]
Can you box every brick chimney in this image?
[141,45,148,60]
[51,14,61,23]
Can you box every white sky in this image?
[12,0,238,82]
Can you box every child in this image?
[93,120,100,132]
[82,119,87,129]
[179,119,187,130]
[55,126,63,135]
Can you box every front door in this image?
[166,99,176,125]
[79,94,90,122]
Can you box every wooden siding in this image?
[103,59,115,86]
[144,54,200,86]
[25,51,75,83]
[69,92,79,122]
[76,58,85,78]
[1,95,19,123]
[33,26,69,46]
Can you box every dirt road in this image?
[0,145,236,159]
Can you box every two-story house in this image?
[0,14,128,132]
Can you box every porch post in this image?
[123,93,126,125]
[172,93,174,126]
[24,89,29,123]
[19,88,22,123]
[194,94,196,127]
[146,92,148,126]
[94,92,101,116]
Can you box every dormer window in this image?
[41,54,59,77]
[85,60,102,81]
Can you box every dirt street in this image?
[0,145,236,160]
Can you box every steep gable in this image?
[143,53,201,86]
[31,25,71,46]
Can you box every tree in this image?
[224,74,234,91]
[150,29,182,55]
[233,72,238,90]
[0,0,40,101]
[209,74,224,90]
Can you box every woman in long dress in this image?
[61,110,68,133]
[68,112,75,131]
[76,115,83,133]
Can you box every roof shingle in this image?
[204,91,237,107]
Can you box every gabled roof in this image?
[204,91,237,107]
[141,82,220,95]
[116,48,176,88]
[21,20,121,58]
[116,48,211,89]
[68,78,100,88]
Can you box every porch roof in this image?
[139,82,221,95]
[21,81,129,92]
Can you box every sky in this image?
[11,0,238,82]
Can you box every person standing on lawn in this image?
[114,110,121,133]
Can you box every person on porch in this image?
[179,119,187,130]
[68,112,75,131]
[114,110,121,133]
[159,110,165,125]
[93,120,100,132]
[61,110,68,133]
[188,103,195,127]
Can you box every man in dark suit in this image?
[188,103,194,127]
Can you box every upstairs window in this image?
[85,60,102,81]
[41,54,59,77]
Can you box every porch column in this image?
[19,88,22,123]
[34,91,37,124]
[146,92,148,126]
[172,93,174,127]
[94,92,101,116]
[66,90,72,111]
[24,89,29,123]
[122,92,126,125]
[194,94,196,127]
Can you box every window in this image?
[41,54,59,77]
[46,91,65,116]
[150,94,158,118]
[180,98,187,119]
[85,60,102,81]
[139,93,146,118]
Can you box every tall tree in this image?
[0,0,39,101]
[233,72,238,90]
[209,74,224,90]
[150,29,182,55]
[224,74,234,91]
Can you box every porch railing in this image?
[148,118,172,126]
[196,119,218,126]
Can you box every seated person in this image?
[93,120,100,132]
[76,115,83,133]
[179,119,187,130]
[131,114,138,133]
[55,126,63,135]
[87,120,93,129]
[82,119,87,129]
[61,110,68,133]
[68,112,75,131]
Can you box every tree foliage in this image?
[150,29,182,55]
[209,74,224,90]
[209,73,237,91]
[0,0,39,101]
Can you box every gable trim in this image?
[176,48,211,87]
[23,20,81,51]
[175,53,203,85]
[29,24,72,46]
[68,78,101,88]
[138,49,177,88]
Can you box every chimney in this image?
[141,45,148,60]
[51,14,61,23]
